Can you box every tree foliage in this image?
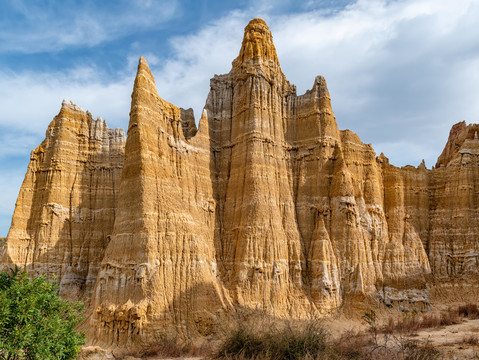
[0,267,85,360]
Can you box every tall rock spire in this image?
[89,57,229,348]
[208,18,318,317]
[232,18,283,82]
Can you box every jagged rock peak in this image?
[313,75,330,96]
[232,17,282,81]
[418,159,426,170]
[57,100,125,142]
[61,99,84,112]
[436,121,479,167]
[134,56,156,92]
[2,95,126,304]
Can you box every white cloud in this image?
[0,167,25,236]
[3,0,479,234]
[144,0,479,168]
[0,0,179,53]
[0,68,132,151]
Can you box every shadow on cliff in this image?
[91,280,332,356]
[6,143,120,306]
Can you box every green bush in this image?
[0,267,85,360]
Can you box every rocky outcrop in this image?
[207,19,430,317]
[1,101,125,303]
[180,108,198,140]
[3,17,479,349]
[429,124,479,277]
[88,57,230,347]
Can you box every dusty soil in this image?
[82,306,479,359]
[409,318,479,359]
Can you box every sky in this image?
[1,0,479,236]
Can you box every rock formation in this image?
[88,57,230,346]
[2,18,479,349]
[429,123,479,277]
[1,101,125,302]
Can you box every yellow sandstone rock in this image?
[1,100,125,303]
[2,18,479,349]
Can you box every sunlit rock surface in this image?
[3,18,479,349]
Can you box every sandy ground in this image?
[407,318,479,359]
[148,358,202,360]
[83,311,479,359]
[143,320,479,359]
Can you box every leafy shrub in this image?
[0,267,85,360]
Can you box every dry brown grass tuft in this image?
[122,337,211,359]
[329,330,372,359]
[458,303,479,319]
[213,313,442,360]
[460,334,479,346]
[383,310,461,334]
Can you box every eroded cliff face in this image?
[1,101,125,303]
[429,123,479,277]
[88,57,230,347]
[3,17,479,349]
[207,19,430,317]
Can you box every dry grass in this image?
[122,337,212,359]
[329,330,373,359]
[458,303,479,319]
[213,317,442,360]
[460,334,479,346]
[383,309,462,334]
[214,320,329,360]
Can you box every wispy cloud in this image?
[0,166,25,235]
[0,67,132,157]
[2,0,479,235]
[0,0,179,53]
[144,0,479,167]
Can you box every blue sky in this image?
[1,0,479,236]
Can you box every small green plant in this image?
[0,267,85,360]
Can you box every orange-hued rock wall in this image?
[88,57,230,347]
[2,18,479,349]
[1,101,125,303]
